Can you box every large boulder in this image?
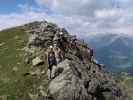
[32,57,44,66]
[48,57,131,100]
[24,21,131,100]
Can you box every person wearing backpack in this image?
[47,46,57,79]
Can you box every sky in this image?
[0,0,133,37]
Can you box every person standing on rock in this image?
[47,45,57,79]
[70,35,77,49]
[53,33,60,45]
[82,46,90,64]
[53,44,63,63]
[53,32,65,59]
[90,48,94,62]
[54,32,68,59]
[58,32,68,52]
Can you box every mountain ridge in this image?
[0,21,132,100]
[84,33,133,73]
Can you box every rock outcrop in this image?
[24,20,131,100]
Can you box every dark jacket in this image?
[48,51,57,66]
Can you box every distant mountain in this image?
[84,33,133,73]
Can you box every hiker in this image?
[76,47,83,61]
[70,35,77,49]
[53,32,68,59]
[53,44,63,63]
[53,33,60,45]
[47,46,57,79]
[90,48,94,62]
[58,32,68,52]
[81,45,91,64]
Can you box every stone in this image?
[48,58,130,100]
[30,69,41,76]
[12,67,18,72]
[32,57,44,66]
[28,93,38,100]
[40,90,47,97]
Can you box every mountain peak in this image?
[85,32,133,73]
[24,21,131,100]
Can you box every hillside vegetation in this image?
[116,72,133,99]
[0,26,48,100]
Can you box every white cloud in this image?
[0,12,44,30]
[35,0,113,16]
[0,0,133,36]
[95,9,121,19]
[33,0,133,36]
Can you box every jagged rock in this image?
[26,21,69,48]
[48,58,130,100]
[28,93,38,100]
[38,85,47,97]
[24,21,131,100]
[30,69,41,76]
[32,57,44,66]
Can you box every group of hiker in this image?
[46,31,95,79]
[47,32,106,79]
[46,32,67,79]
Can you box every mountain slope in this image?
[0,27,31,99]
[0,21,132,100]
[85,33,133,73]
[0,25,48,100]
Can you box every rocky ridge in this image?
[24,20,131,100]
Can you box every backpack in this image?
[48,51,57,66]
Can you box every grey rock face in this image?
[32,57,44,66]
[48,58,130,100]
[27,21,69,48]
[24,21,131,100]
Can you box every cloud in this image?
[0,5,88,37]
[33,0,133,36]
[0,0,133,37]
[35,0,113,16]
[95,9,121,19]
[0,12,44,30]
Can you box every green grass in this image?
[125,79,133,88]
[0,27,30,99]
[0,27,49,100]
[115,72,133,99]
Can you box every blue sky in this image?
[0,0,38,13]
[0,0,133,36]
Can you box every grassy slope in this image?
[0,27,30,99]
[0,27,48,100]
[116,72,133,99]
